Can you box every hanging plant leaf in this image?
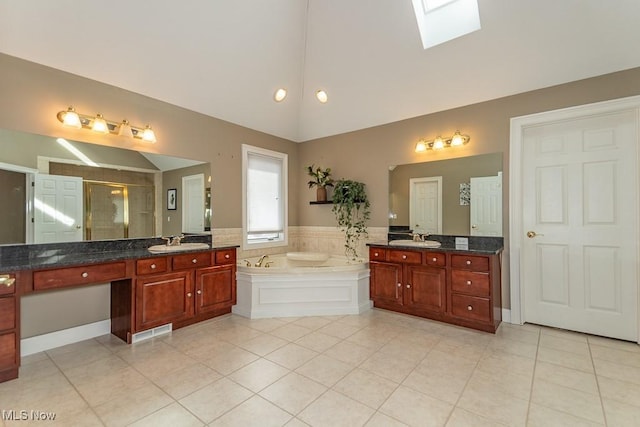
[332,179,371,261]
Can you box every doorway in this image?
[510,96,640,342]
[409,176,442,234]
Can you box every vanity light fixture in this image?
[415,130,470,153]
[56,106,157,143]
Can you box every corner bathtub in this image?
[233,252,372,319]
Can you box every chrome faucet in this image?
[255,254,269,267]
[162,234,185,246]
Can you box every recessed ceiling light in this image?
[316,90,328,103]
[274,88,287,102]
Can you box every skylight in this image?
[412,0,481,50]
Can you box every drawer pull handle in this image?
[467,305,473,311]
[187,292,192,297]
[197,289,202,295]
[466,260,472,265]
[374,252,379,257]
[0,275,15,287]
[406,284,411,289]
[225,254,230,259]
[81,272,89,278]
[402,255,407,260]
[151,264,156,269]
[432,257,437,262]
[466,280,472,285]
[192,259,197,264]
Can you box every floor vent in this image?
[131,323,172,344]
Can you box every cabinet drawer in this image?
[450,254,489,272]
[451,294,491,323]
[388,250,422,264]
[215,250,236,265]
[425,252,446,267]
[0,297,16,331]
[137,257,168,275]
[0,275,16,296]
[172,252,212,270]
[451,270,490,297]
[33,262,127,290]
[369,248,386,261]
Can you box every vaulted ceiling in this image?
[1,1,639,142]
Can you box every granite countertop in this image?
[368,234,503,255]
[0,235,239,272]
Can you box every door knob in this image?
[526,231,544,238]
[471,224,477,229]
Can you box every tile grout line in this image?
[588,337,610,427]
[523,325,541,426]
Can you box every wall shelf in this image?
[309,201,333,205]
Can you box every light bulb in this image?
[316,90,328,103]
[274,88,287,102]
[451,131,465,146]
[92,113,109,134]
[61,106,81,128]
[117,120,134,138]
[432,136,444,149]
[415,140,428,153]
[142,125,156,143]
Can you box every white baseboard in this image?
[502,308,512,324]
[21,320,111,357]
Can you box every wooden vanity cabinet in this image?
[135,270,194,331]
[0,272,19,382]
[369,246,501,333]
[133,249,237,333]
[370,249,446,318]
[448,254,501,332]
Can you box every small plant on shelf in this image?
[332,179,371,261]
[306,164,334,202]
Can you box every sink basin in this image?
[148,242,210,253]
[389,239,441,248]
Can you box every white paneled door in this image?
[409,177,442,235]
[33,174,83,243]
[521,109,638,340]
[470,173,502,236]
[182,173,205,233]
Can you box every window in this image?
[412,0,481,50]
[242,144,288,249]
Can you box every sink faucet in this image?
[412,232,428,242]
[162,234,185,246]
[255,254,269,267]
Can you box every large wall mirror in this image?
[389,153,503,236]
[0,128,211,245]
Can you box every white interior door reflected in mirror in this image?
[409,176,442,234]
[182,173,205,233]
[34,174,83,243]
[470,173,502,236]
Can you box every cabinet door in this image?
[370,262,403,306]
[135,271,193,331]
[405,265,446,314]
[0,332,17,370]
[195,265,236,314]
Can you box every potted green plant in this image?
[307,164,334,202]
[332,179,371,261]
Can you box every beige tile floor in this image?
[1,309,640,426]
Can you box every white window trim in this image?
[242,144,288,251]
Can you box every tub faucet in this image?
[255,254,269,267]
